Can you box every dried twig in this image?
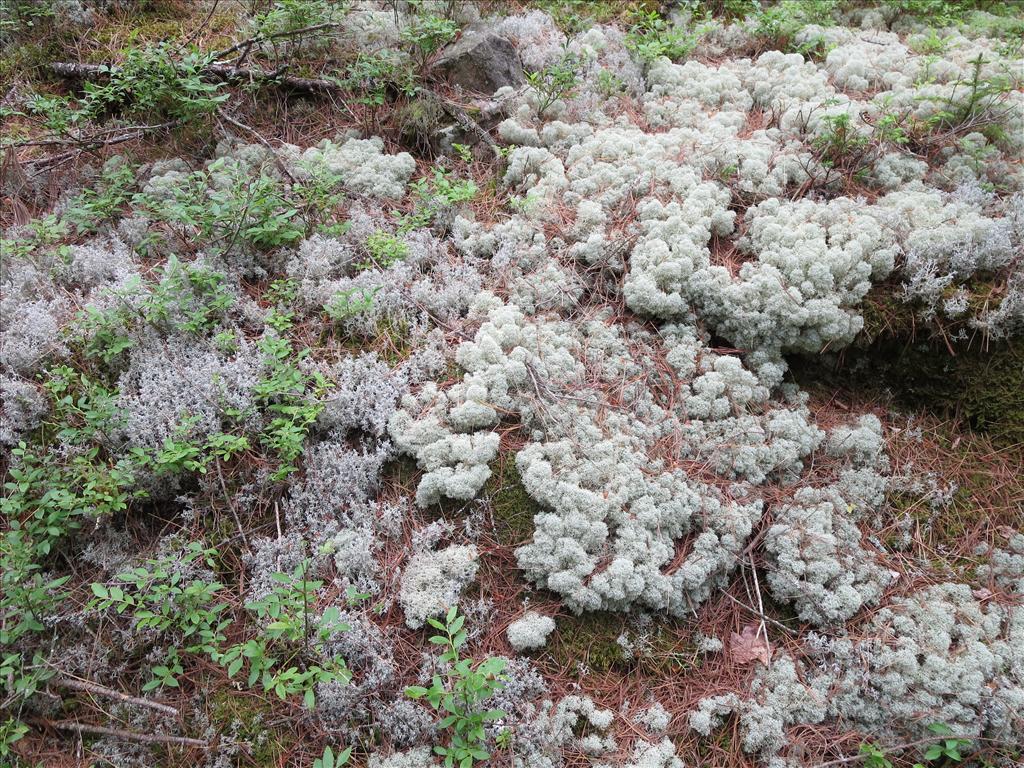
[43,720,207,748]
[208,22,345,62]
[216,107,296,182]
[51,675,179,717]
[720,591,799,636]
[47,61,501,154]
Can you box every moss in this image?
[0,37,69,87]
[860,339,1024,446]
[798,286,1024,446]
[547,611,696,675]
[548,611,629,673]
[207,689,294,767]
[859,283,919,342]
[484,452,538,547]
[395,96,446,151]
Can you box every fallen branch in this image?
[216,107,296,182]
[43,720,207,748]
[720,591,799,636]
[208,21,345,61]
[11,121,180,150]
[48,61,501,153]
[51,675,179,717]
[419,89,500,155]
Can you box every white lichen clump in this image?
[506,611,556,651]
[399,544,479,629]
[4,4,1023,768]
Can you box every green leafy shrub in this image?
[913,723,972,766]
[525,50,581,118]
[626,8,704,64]
[62,160,136,234]
[406,606,508,768]
[919,53,1014,140]
[362,231,409,270]
[751,0,837,48]
[253,334,327,479]
[218,559,352,708]
[25,43,228,132]
[400,11,459,70]
[88,549,350,708]
[397,168,477,232]
[325,287,379,321]
[89,542,230,690]
[137,159,308,253]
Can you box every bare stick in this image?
[216,108,296,183]
[721,591,799,636]
[48,62,501,155]
[45,720,207,748]
[215,459,249,548]
[749,554,771,666]
[208,22,345,61]
[51,676,178,717]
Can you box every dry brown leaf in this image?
[730,622,771,666]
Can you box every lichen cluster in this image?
[2,1,1022,766]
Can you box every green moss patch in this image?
[484,452,539,547]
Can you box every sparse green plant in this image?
[362,231,409,269]
[813,112,871,168]
[405,606,508,767]
[250,0,345,51]
[626,8,705,65]
[0,716,29,758]
[24,43,228,135]
[137,160,307,253]
[396,168,477,232]
[595,68,626,98]
[799,101,910,189]
[325,287,379,321]
[525,50,581,118]
[452,142,474,163]
[401,11,459,70]
[219,558,352,708]
[253,334,327,479]
[313,746,352,768]
[913,723,972,766]
[0,214,67,261]
[341,48,418,114]
[751,0,837,47]
[911,28,950,55]
[89,542,229,690]
[62,160,136,234]
[920,53,1013,139]
[860,742,894,768]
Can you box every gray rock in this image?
[432,31,523,94]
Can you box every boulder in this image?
[432,31,523,94]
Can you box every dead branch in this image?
[216,107,296,182]
[42,719,208,748]
[11,121,180,150]
[418,89,501,155]
[51,675,179,717]
[208,21,346,61]
[47,61,501,153]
